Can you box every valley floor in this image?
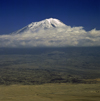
[0,83,100,101]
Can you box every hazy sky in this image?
[0,0,100,35]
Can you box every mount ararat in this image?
[0,18,100,47]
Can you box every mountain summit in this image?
[12,18,66,34]
[28,18,66,28]
[0,18,100,47]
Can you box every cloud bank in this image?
[0,26,100,48]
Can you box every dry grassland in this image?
[0,83,100,101]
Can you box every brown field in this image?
[0,83,100,101]
[95,78,100,82]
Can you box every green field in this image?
[0,83,100,101]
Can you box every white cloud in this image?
[0,26,100,47]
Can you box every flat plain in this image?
[0,47,100,101]
[0,83,100,101]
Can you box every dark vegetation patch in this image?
[0,47,100,85]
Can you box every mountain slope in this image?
[0,18,100,47]
[11,18,67,34]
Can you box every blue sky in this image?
[0,0,100,35]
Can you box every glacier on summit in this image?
[0,18,100,47]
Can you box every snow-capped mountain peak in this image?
[1,18,100,47]
[28,18,66,29]
[12,18,66,34]
[45,18,66,27]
